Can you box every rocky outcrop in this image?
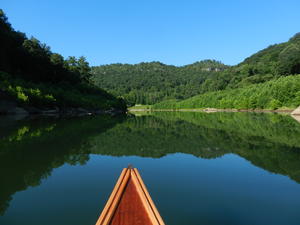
[0,100,28,115]
[0,99,124,117]
[291,106,300,115]
[8,107,29,115]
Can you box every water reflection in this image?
[1,112,300,216]
[0,115,125,215]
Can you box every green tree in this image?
[78,56,91,82]
[278,44,300,74]
[23,37,51,59]
[50,53,64,65]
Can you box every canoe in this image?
[95,166,165,225]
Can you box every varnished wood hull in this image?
[95,167,165,225]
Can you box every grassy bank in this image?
[153,74,300,110]
[0,71,126,111]
[128,104,152,110]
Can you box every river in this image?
[1,112,300,225]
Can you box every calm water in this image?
[1,112,300,225]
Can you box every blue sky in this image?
[2,0,300,66]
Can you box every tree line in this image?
[92,32,300,107]
[0,9,126,110]
[0,9,91,84]
[92,60,228,105]
[152,74,300,110]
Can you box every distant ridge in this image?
[92,33,300,106]
[92,60,228,105]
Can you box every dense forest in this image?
[0,10,126,112]
[153,74,300,110]
[2,6,300,110]
[92,60,228,105]
[197,32,300,91]
[92,33,300,108]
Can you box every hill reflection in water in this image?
[1,112,300,217]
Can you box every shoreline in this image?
[0,101,126,118]
[129,108,294,113]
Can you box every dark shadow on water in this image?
[0,115,125,215]
[1,112,300,215]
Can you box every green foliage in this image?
[0,71,126,110]
[9,86,29,102]
[92,60,228,105]
[2,7,300,110]
[92,32,300,107]
[203,33,300,90]
[50,53,64,65]
[0,10,126,111]
[153,75,300,110]
[278,44,300,74]
[0,114,125,214]
[0,9,91,84]
[129,105,152,110]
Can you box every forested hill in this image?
[92,33,300,106]
[0,10,126,114]
[152,34,300,110]
[92,60,228,105]
[209,32,300,90]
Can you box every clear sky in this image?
[2,0,300,66]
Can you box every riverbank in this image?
[0,99,125,117]
[0,72,127,117]
[129,107,294,113]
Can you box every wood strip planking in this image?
[95,168,130,225]
[130,170,161,225]
[102,169,131,225]
[133,168,165,225]
[95,167,165,225]
[109,178,152,225]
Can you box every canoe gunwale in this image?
[132,168,165,225]
[95,168,131,225]
[95,167,165,225]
